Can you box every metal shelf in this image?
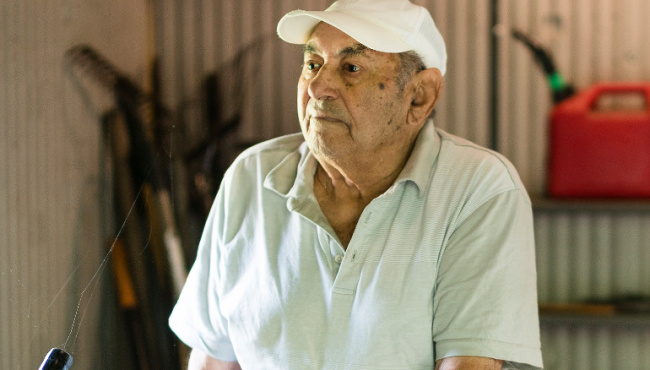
[539,303,650,328]
[540,313,650,328]
[531,200,650,329]
[531,197,650,213]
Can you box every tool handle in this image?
[39,348,73,370]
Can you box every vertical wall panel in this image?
[448,0,469,140]
[528,0,552,196]
[572,0,592,87]
[541,327,650,370]
[572,328,591,370]
[593,0,614,82]
[260,0,279,140]
[592,214,614,299]
[426,0,450,136]
[202,0,218,72]
[642,218,650,298]
[643,0,650,78]
[613,216,641,293]
[0,0,7,359]
[435,0,492,148]
[534,214,551,303]
[469,0,490,148]
[509,0,532,186]
[571,215,591,300]
[594,329,614,369]
[551,214,572,301]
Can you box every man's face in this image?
[297,22,414,165]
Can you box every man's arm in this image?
[187,349,241,370]
[434,356,503,370]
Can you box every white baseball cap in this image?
[277,0,447,75]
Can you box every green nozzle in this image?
[548,72,567,91]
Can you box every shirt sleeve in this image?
[168,201,238,362]
[432,189,543,370]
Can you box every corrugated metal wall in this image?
[4,0,649,368]
[1,1,146,369]
[156,1,650,369]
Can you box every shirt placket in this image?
[315,227,345,277]
[330,208,375,296]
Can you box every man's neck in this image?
[314,132,418,201]
[312,136,418,248]
[315,159,400,205]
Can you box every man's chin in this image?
[305,134,349,162]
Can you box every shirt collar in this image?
[393,118,441,195]
[264,142,318,210]
[264,118,441,200]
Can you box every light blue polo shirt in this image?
[169,119,543,369]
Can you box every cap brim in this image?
[277,10,413,54]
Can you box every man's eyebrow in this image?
[338,43,369,57]
[303,43,318,55]
[302,43,369,57]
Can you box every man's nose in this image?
[308,65,340,101]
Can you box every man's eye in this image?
[346,64,360,72]
[307,62,320,70]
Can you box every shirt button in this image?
[335,255,343,264]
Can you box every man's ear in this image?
[407,68,443,127]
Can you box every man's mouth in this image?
[305,111,352,137]
[308,101,346,125]
[308,108,346,124]
[311,114,341,123]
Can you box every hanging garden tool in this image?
[65,44,184,370]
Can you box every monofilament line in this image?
[63,181,145,351]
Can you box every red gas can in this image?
[548,83,650,197]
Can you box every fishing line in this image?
[62,170,148,352]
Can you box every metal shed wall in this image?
[3,0,648,368]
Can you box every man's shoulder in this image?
[435,128,526,192]
[235,132,305,163]
[431,128,529,210]
[226,132,306,177]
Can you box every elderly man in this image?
[169,0,543,369]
